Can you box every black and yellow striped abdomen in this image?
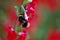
[18,14,28,28]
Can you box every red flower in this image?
[25,0,40,32]
[3,20,17,40]
[39,0,58,10]
[48,28,60,40]
[25,2,36,20]
[46,0,57,10]
[0,37,2,40]
[18,30,27,40]
[7,30,17,40]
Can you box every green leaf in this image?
[23,0,29,6]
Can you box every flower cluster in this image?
[4,0,38,40]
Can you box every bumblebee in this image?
[18,14,28,28]
[18,5,28,28]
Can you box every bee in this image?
[14,0,29,28]
[18,14,28,28]
[18,5,28,28]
